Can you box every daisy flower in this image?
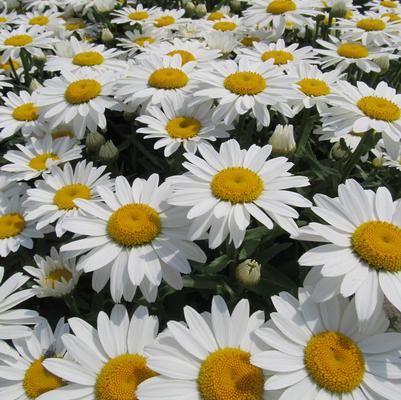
[1,135,83,182]
[0,317,69,400]
[111,4,159,26]
[36,69,120,139]
[44,36,126,74]
[116,28,163,56]
[114,54,197,111]
[368,0,401,13]
[194,57,296,128]
[24,247,80,298]
[168,139,311,249]
[137,296,280,400]
[203,15,245,35]
[147,8,186,31]
[297,178,401,322]
[314,125,368,152]
[371,137,401,170]
[60,174,206,303]
[42,304,159,400]
[16,9,65,32]
[0,58,23,76]
[0,9,19,29]
[322,80,401,142]
[136,97,231,156]
[24,160,113,236]
[205,5,231,21]
[0,25,56,63]
[236,39,318,69]
[61,18,98,39]
[0,192,44,257]
[315,36,397,72]
[0,267,38,339]
[252,288,401,399]
[0,90,46,141]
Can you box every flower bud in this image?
[195,4,207,18]
[101,28,114,43]
[98,140,119,163]
[330,0,347,18]
[372,156,384,168]
[268,124,296,156]
[374,55,390,75]
[185,1,196,17]
[32,51,46,68]
[29,78,43,93]
[329,142,348,160]
[236,259,261,287]
[230,0,241,11]
[85,131,106,153]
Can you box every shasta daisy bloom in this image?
[116,28,163,56]
[36,70,120,139]
[0,90,46,140]
[111,4,159,26]
[0,25,56,63]
[16,9,65,32]
[1,135,83,182]
[147,8,186,31]
[205,5,231,21]
[0,317,69,400]
[370,137,401,170]
[60,174,206,303]
[203,15,244,34]
[44,36,126,74]
[42,304,159,400]
[251,288,401,399]
[322,80,401,142]
[23,160,113,237]
[194,57,297,128]
[368,0,401,12]
[62,18,98,39]
[0,58,23,76]
[0,9,19,29]
[169,139,311,249]
[24,247,80,298]
[0,267,38,339]
[115,54,197,111]
[136,97,231,156]
[136,296,279,400]
[0,192,44,257]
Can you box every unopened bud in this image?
[185,1,196,17]
[330,0,347,18]
[101,28,114,43]
[230,0,241,11]
[372,156,384,168]
[268,124,296,156]
[98,140,119,163]
[85,131,106,153]
[32,51,46,68]
[29,78,43,93]
[195,4,207,17]
[330,142,348,160]
[235,259,261,287]
[374,55,390,75]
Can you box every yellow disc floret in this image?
[51,130,74,139]
[266,0,297,14]
[29,16,49,26]
[337,43,369,58]
[197,348,264,400]
[240,36,261,47]
[1,60,21,70]
[66,21,86,31]
[356,18,386,31]
[357,96,400,121]
[211,167,264,204]
[167,50,195,65]
[166,116,201,139]
[213,21,237,31]
[12,103,39,121]
[95,354,157,400]
[304,331,365,393]
[381,0,398,8]
[0,213,25,239]
[133,36,155,46]
[208,11,225,21]
[23,357,64,399]
[128,11,149,20]
[154,15,175,27]
[382,12,401,21]
[4,34,33,46]
[45,268,73,288]
[297,78,331,97]
[148,68,188,89]
[0,17,7,23]
[53,183,91,210]
[64,79,102,104]
[261,50,294,64]
[352,221,401,272]
[29,153,60,171]
[107,204,161,247]
[72,51,105,66]
[224,72,266,95]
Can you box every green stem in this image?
[64,294,83,317]
[8,57,20,85]
[20,49,32,88]
[295,108,313,156]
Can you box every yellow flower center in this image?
[72,51,105,66]
[337,43,369,58]
[240,36,261,47]
[148,68,188,89]
[356,18,386,31]
[212,21,237,31]
[261,50,294,64]
[352,221,401,272]
[23,357,64,399]
[29,16,49,26]
[0,213,25,239]
[45,268,73,288]
[133,36,155,46]
[4,34,33,47]
[28,153,60,171]
[166,116,201,139]
[224,72,266,95]
[211,167,264,204]
[51,130,74,139]
[382,12,401,21]
[107,204,161,247]
[0,17,7,23]
[95,354,157,400]
[208,11,225,21]
[297,78,331,97]
[345,10,353,19]
[12,103,39,121]
[53,183,91,210]
[66,21,86,31]
[167,50,195,65]
[128,11,149,20]
[381,0,398,7]
[266,0,297,14]
[1,59,21,70]
[154,15,175,27]
[197,348,264,400]
[304,332,365,394]
[357,96,400,121]
[64,79,102,105]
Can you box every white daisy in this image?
[314,125,367,152]
[0,317,69,400]
[252,288,401,399]
[111,4,159,26]
[24,247,80,298]
[202,15,245,35]
[371,137,401,170]
[61,18,98,39]
[23,160,113,236]
[116,28,164,56]
[16,9,65,32]
[36,69,120,139]
[0,58,23,76]
[204,5,231,21]
[136,96,231,156]
[147,8,186,31]
[368,0,401,13]
[168,139,311,249]
[1,135,83,182]
[42,304,159,400]
[0,9,19,29]
[60,174,206,303]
